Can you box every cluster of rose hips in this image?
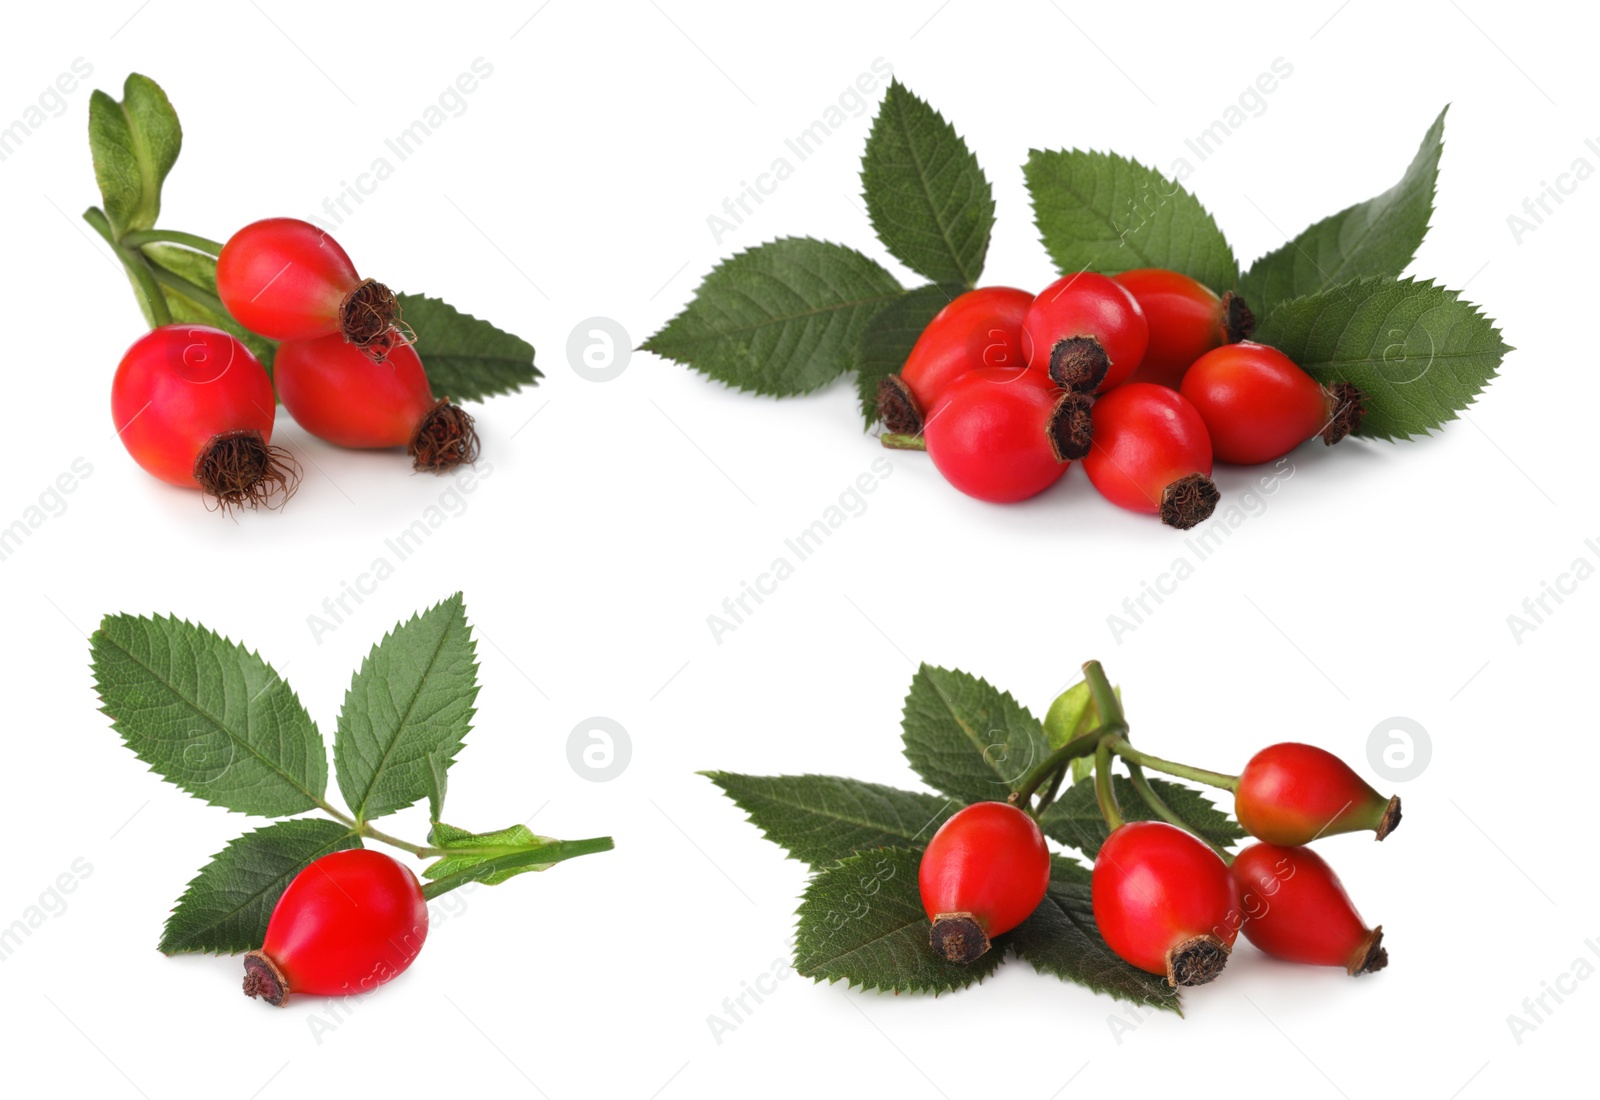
[879,271,1365,528]
[919,663,1399,986]
[112,218,475,511]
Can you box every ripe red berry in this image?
[1232,842,1387,975]
[1234,743,1400,846]
[275,330,479,472]
[242,849,429,1006]
[1081,383,1218,528]
[1092,821,1239,986]
[922,367,1088,503]
[878,287,1033,435]
[1114,268,1255,389]
[1180,342,1366,464]
[217,218,399,355]
[1022,272,1149,393]
[111,324,297,510]
[919,801,1051,962]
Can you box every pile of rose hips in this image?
[112,218,476,511]
[878,271,1365,528]
[919,661,1399,986]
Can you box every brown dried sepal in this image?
[340,279,401,356]
[1048,336,1110,393]
[241,950,289,1006]
[929,913,991,964]
[193,429,299,513]
[1321,382,1367,446]
[1159,473,1219,530]
[1375,795,1402,841]
[1166,934,1231,987]
[409,400,481,473]
[1048,391,1096,461]
[876,375,923,436]
[1220,291,1256,344]
[1347,926,1389,976]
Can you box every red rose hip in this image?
[1081,383,1218,528]
[1092,821,1239,986]
[1022,272,1148,393]
[243,849,429,1005]
[878,287,1033,435]
[1234,743,1401,846]
[922,367,1088,503]
[1181,342,1366,464]
[919,801,1051,963]
[1114,268,1254,389]
[1233,842,1388,975]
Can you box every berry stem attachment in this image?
[84,206,171,328]
[419,836,616,899]
[1104,735,1239,793]
[120,228,226,255]
[1081,661,1124,731]
[1126,762,1233,863]
[879,432,928,451]
[1011,727,1111,810]
[1094,737,1124,832]
[144,262,229,317]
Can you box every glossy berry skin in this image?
[919,802,1050,962]
[217,218,362,340]
[1092,822,1239,986]
[277,332,437,449]
[1181,342,1364,464]
[1115,269,1253,389]
[881,287,1033,432]
[922,368,1077,503]
[112,325,277,486]
[1233,843,1387,975]
[1235,743,1400,845]
[243,850,428,1005]
[1022,272,1148,393]
[1081,383,1218,529]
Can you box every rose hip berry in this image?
[1092,821,1239,986]
[919,801,1051,963]
[1181,342,1366,464]
[1234,743,1401,846]
[242,849,428,1006]
[275,329,479,472]
[922,367,1089,503]
[1081,383,1218,528]
[878,287,1033,435]
[217,218,399,355]
[1022,272,1149,393]
[111,324,298,510]
[1114,268,1255,389]
[1233,842,1388,975]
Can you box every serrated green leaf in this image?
[91,614,329,817]
[900,664,1051,805]
[1241,108,1447,316]
[160,820,360,955]
[642,237,904,396]
[704,771,958,867]
[861,81,993,287]
[424,821,553,885]
[335,594,478,823]
[1025,149,1237,291]
[852,283,957,428]
[143,244,277,372]
[1042,681,1122,750]
[1010,856,1180,1013]
[1252,276,1508,440]
[1040,775,1242,856]
[396,294,540,403]
[795,847,1004,994]
[89,74,180,239]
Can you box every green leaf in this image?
[335,594,478,823]
[1010,856,1180,1013]
[143,244,277,372]
[1040,775,1242,856]
[642,237,905,396]
[703,771,958,867]
[91,614,329,817]
[1042,681,1122,749]
[89,73,181,239]
[861,81,994,287]
[852,283,957,429]
[159,820,360,955]
[795,847,1004,994]
[900,664,1051,806]
[420,823,614,896]
[396,294,540,403]
[1252,276,1508,440]
[1025,148,1237,291]
[1241,108,1447,316]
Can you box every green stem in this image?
[1104,735,1239,792]
[144,261,228,315]
[1013,727,1114,809]
[84,207,171,327]
[1081,660,1125,730]
[1034,763,1068,815]
[121,228,225,254]
[1094,737,1124,832]
[420,836,616,900]
[1125,762,1233,862]
[880,432,926,451]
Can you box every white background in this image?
[1,1,1595,1096]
